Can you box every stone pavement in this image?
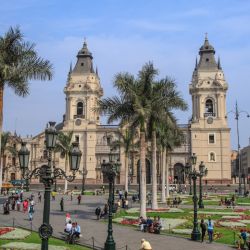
[0,192,233,250]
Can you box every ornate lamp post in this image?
[101,158,121,250]
[226,102,250,196]
[80,168,88,195]
[18,122,82,250]
[187,153,200,241]
[185,162,192,195]
[198,161,208,209]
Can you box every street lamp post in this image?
[101,158,121,250]
[226,101,250,196]
[198,161,208,209]
[18,122,82,250]
[80,168,88,195]
[185,153,208,241]
[185,162,192,195]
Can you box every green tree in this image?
[111,129,136,192]
[158,125,184,201]
[55,131,73,193]
[97,65,153,218]
[0,26,53,190]
[147,75,188,209]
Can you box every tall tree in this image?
[111,129,136,192]
[97,66,154,218]
[147,76,188,209]
[158,125,184,201]
[55,131,73,193]
[0,26,53,190]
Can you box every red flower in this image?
[0,227,14,235]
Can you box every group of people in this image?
[64,213,81,244]
[139,216,162,234]
[219,195,236,208]
[167,197,182,207]
[200,218,214,243]
[2,191,36,221]
[95,204,108,219]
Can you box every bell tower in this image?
[64,40,103,128]
[62,40,103,182]
[189,36,231,184]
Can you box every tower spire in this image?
[96,66,99,76]
[217,56,222,70]
[195,57,198,70]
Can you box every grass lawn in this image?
[0,232,91,250]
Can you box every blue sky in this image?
[1,0,250,149]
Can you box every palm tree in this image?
[110,129,136,192]
[55,131,73,193]
[158,125,184,201]
[0,26,53,190]
[147,77,188,209]
[97,65,155,218]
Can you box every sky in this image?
[1,0,250,150]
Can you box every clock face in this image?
[207,117,213,124]
[75,119,81,126]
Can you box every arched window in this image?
[209,152,216,162]
[205,99,214,113]
[77,102,84,115]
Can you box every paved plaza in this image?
[0,191,233,250]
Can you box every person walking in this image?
[28,203,34,221]
[200,219,207,242]
[207,217,214,243]
[140,238,152,250]
[77,194,81,205]
[23,199,29,213]
[60,197,64,211]
[95,206,101,220]
[38,192,42,203]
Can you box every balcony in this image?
[204,112,216,117]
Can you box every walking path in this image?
[0,192,233,250]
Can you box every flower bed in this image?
[219,221,247,227]
[146,208,169,212]
[0,227,31,239]
[1,243,69,250]
[221,215,241,219]
[0,227,14,235]
[192,211,244,215]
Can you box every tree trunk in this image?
[166,150,170,198]
[64,155,68,194]
[0,85,4,192]
[140,131,146,218]
[124,153,128,192]
[161,147,166,202]
[151,130,158,209]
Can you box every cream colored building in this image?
[4,37,232,186]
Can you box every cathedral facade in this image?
[4,37,231,186]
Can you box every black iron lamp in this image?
[18,142,30,171]
[69,142,82,171]
[45,121,58,149]
[190,153,197,166]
